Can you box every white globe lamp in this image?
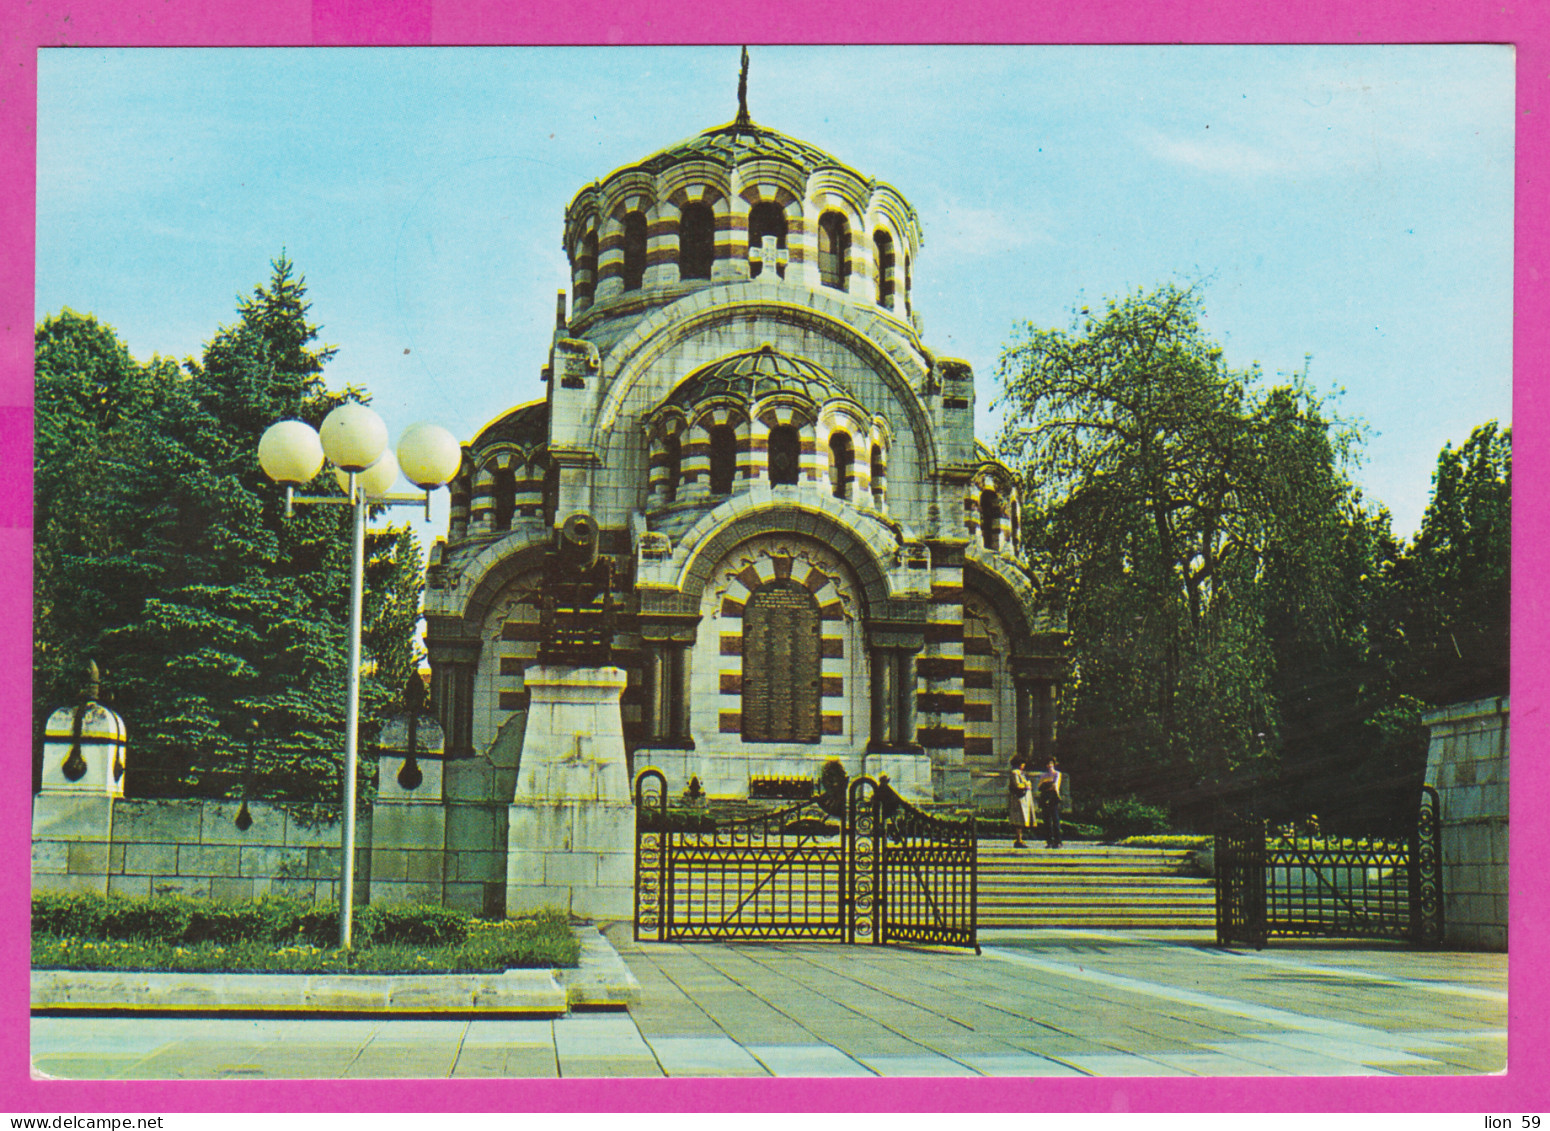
[258,420,325,485]
[319,402,389,472]
[397,423,463,489]
[335,449,400,499]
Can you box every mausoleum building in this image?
[421,99,1066,829]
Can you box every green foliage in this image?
[1114,834,1211,849]
[32,891,495,955]
[997,283,1362,811]
[1399,423,1511,705]
[33,258,424,812]
[1092,796,1173,841]
[32,906,579,973]
[995,282,1508,832]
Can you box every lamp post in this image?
[259,402,462,949]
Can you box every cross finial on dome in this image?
[736,46,751,127]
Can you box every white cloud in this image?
[1140,131,1290,177]
[928,202,1053,259]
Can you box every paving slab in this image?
[743,1043,870,1076]
[644,1035,769,1076]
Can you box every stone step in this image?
[977,841,1217,929]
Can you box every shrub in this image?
[102,895,193,941]
[1093,796,1172,841]
[637,808,716,833]
[32,894,579,972]
[819,759,849,800]
[32,892,111,939]
[374,903,469,947]
[184,896,307,945]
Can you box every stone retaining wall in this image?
[1423,696,1508,951]
[31,795,369,903]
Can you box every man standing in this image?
[1037,758,1063,848]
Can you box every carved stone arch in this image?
[599,175,656,226]
[752,394,819,429]
[456,538,552,637]
[595,296,934,464]
[686,399,750,432]
[678,504,893,615]
[665,175,728,212]
[963,558,1039,657]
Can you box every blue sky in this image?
[35,45,1514,545]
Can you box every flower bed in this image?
[31,892,579,973]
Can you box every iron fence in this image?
[635,769,977,951]
[1216,786,1443,947]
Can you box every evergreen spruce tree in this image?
[34,258,422,814]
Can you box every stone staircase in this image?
[978,842,1217,930]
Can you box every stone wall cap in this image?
[1422,696,1510,725]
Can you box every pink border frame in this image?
[3,1,1543,1113]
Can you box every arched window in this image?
[829,431,853,500]
[708,424,737,495]
[874,230,896,308]
[492,463,516,531]
[768,425,801,486]
[622,210,648,291]
[679,202,714,280]
[818,212,850,290]
[870,442,886,507]
[980,488,1002,552]
[903,253,912,316]
[661,433,681,503]
[747,201,787,279]
[742,579,822,744]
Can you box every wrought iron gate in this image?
[634,769,978,951]
[1216,786,1444,948]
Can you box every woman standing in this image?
[1008,756,1034,848]
[1037,758,1063,848]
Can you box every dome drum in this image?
[565,120,923,324]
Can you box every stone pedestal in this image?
[33,698,127,895]
[506,665,634,921]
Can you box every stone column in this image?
[868,646,893,752]
[1014,678,1034,762]
[895,648,919,749]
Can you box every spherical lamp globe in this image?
[397,423,463,489]
[258,420,325,485]
[335,449,400,500]
[319,402,389,472]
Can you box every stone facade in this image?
[422,110,1066,841]
[1423,696,1508,951]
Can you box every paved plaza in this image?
[30,927,1507,1079]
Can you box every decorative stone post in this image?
[506,665,634,919]
[370,677,449,906]
[33,662,127,894]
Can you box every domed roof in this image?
[631,119,859,179]
[662,344,854,411]
[472,400,548,450]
